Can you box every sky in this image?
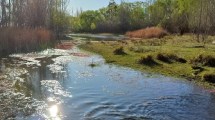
[68,0,145,15]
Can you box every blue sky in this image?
[68,0,145,15]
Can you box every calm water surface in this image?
[13,47,214,120]
[67,33,127,41]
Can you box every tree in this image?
[0,0,7,26]
[69,0,215,36]
[118,2,131,32]
[90,23,96,31]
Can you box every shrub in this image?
[191,55,215,67]
[126,27,168,39]
[203,73,215,83]
[113,47,126,55]
[157,53,187,63]
[138,55,158,66]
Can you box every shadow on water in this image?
[1,45,215,120]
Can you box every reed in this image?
[126,27,168,39]
[0,27,54,57]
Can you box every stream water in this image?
[0,38,215,120]
[67,33,127,41]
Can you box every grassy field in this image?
[79,34,215,88]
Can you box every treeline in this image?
[71,0,147,33]
[0,0,70,56]
[70,0,215,36]
[0,0,70,31]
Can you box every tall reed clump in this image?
[0,27,54,57]
[126,27,168,39]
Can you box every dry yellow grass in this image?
[0,27,54,56]
[126,27,168,39]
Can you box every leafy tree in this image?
[69,0,215,37]
[91,23,96,31]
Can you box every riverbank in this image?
[79,34,215,88]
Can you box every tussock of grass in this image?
[138,55,159,66]
[191,54,215,67]
[157,53,187,63]
[126,27,168,39]
[192,65,205,76]
[203,73,215,83]
[113,47,127,55]
[177,58,187,63]
[157,53,172,63]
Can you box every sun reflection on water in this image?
[48,105,61,120]
[47,97,61,120]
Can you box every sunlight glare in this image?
[49,105,61,120]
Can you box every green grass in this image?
[79,34,215,88]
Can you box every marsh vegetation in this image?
[80,34,215,87]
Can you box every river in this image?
[0,35,215,120]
